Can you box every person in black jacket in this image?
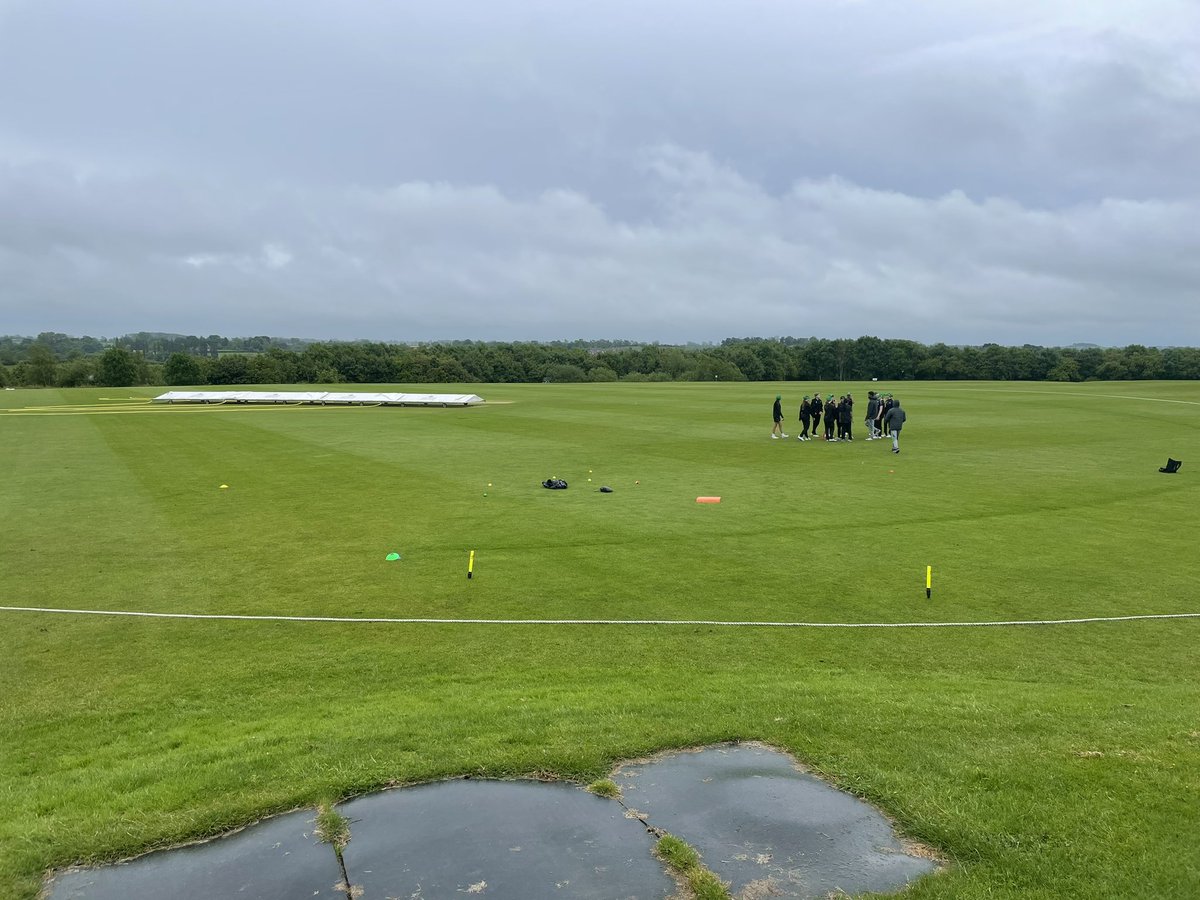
[824,395,837,441]
[771,394,788,439]
[798,396,812,441]
[810,391,822,437]
[838,395,854,441]
[880,395,893,437]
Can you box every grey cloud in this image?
[0,0,1197,344]
[2,148,1197,344]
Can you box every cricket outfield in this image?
[1,381,1197,899]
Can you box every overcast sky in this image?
[1,0,1197,345]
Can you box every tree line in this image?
[3,335,1198,388]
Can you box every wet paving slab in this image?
[613,742,939,898]
[45,808,344,900]
[338,779,672,899]
[46,743,939,899]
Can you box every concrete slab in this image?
[613,742,939,899]
[45,745,941,899]
[338,779,673,899]
[45,808,344,900]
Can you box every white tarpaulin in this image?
[154,391,484,406]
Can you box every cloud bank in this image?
[1,0,1197,344]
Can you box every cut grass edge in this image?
[655,832,731,900]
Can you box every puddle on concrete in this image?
[46,743,939,899]
[614,742,939,898]
[46,808,344,900]
[339,779,673,899]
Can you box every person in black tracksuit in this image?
[838,395,853,441]
[880,395,893,437]
[824,396,837,440]
[810,392,822,437]
[798,396,812,441]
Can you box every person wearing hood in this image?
[883,398,907,453]
[865,391,881,440]
[771,394,788,439]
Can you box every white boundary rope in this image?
[1,606,1198,628]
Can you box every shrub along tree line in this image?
[2,336,1198,388]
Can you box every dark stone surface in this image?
[45,744,940,899]
[613,742,939,898]
[45,808,344,900]
[338,778,672,899]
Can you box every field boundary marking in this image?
[949,387,1200,406]
[2,606,1198,628]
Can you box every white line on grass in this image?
[950,388,1200,406]
[2,606,1198,628]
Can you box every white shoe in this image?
[781,434,789,438]
[771,434,779,439]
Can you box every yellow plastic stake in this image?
[926,565,932,599]
[468,550,475,580]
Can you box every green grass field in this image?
[2,381,1198,899]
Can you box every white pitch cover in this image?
[153,391,484,406]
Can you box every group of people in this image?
[771,390,907,453]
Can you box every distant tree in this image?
[98,347,140,386]
[164,353,204,386]
[1047,358,1080,382]
[803,339,836,380]
[1161,347,1200,380]
[1095,350,1129,381]
[207,354,253,385]
[1071,347,1102,380]
[728,345,765,380]
[57,357,97,387]
[684,352,744,381]
[1122,345,1163,379]
[26,344,58,386]
[544,363,587,382]
[853,336,887,379]
[249,350,297,385]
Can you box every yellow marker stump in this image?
[926,565,932,599]
[468,550,475,580]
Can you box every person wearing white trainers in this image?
[771,394,787,439]
[883,398,906,453]
[798,395,812,441]
[865,391,880,440]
